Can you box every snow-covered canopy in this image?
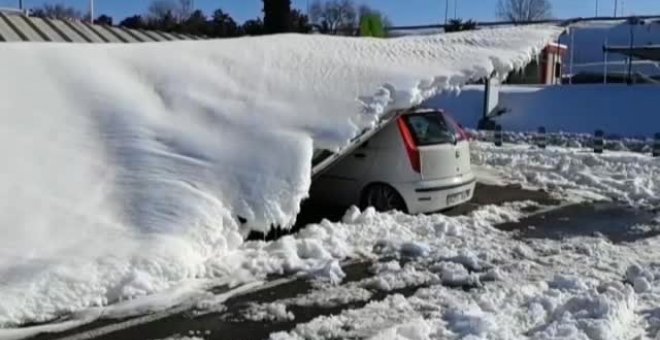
[0,26,561,328]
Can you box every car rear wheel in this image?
[361,184,407,213]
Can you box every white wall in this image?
[424,84,660,137]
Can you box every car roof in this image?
[404,108,445,115]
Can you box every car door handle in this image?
[354,153,367,159]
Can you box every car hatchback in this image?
[312,108,476,213]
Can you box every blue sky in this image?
[1,0,659,25]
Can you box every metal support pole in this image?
[89,0,94,23]
[621,0,625,17]
[627,20,635,85]
[454,0,458,19]
[594,130,604,154]
[595,0,599,16]
[494,125,503,147]
[614,0,618,17]
[569,28,575,85]
[444,0,449,24]
[18,0,23,10]
[536,127,547,149]
[604,37,609,84]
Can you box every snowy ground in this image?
[11,142,660,340]
[3,23,660,340]
[471,141,660,208]
[258,143,660,340]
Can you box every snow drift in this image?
[0,26,561,328]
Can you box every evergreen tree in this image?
[263,0,291,34]
[290,9,311,34]
[444,19,477,32]
[119,15,146,29]
[30,4,82,20]
[359,14,384,37]
[209,9,240,37]
[94,15,114,26]
[181,10,208,36]
[243,18,265,36]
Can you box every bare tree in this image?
[177,0,194,20]
[147,0,193,22]
[309,0,357,35]
[496,0,552,22]
[148,0,176,19]
[31,4,82,20]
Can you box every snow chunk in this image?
[431,262,480,287]
[242,302,294,322]
[625,264,654,294]
[309,260,346,285]
[400,242,431,258]
[271,294,423,340]
[548,275,590,292]
[367,318,433,340]
[532,282,637,340]
[342,206,362,224]
[362,263,438,292]
[443,307,497,337]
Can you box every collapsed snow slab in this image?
[0,26,562,328]
[0,26,563,232]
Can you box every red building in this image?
[507,42,568,85]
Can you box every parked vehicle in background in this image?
[312,108,475,213]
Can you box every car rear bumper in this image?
[395,173,476,214]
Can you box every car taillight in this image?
[443,113,468,141]
[396,117,421,173]
[456,125,469,141]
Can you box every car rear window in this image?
[404,112,456,146]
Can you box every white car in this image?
[312,108,476,213]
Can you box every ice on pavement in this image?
[0,26,562,329]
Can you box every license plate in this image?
[447,190,470,205]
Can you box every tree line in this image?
[27,0,553,38]
[28,0,393,38]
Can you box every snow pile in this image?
[270,203,659,340]
[242,302,294,322]
[270,294,427,340]
[468,129,653,153]
[472,142,660,207]
[0,26,562,328]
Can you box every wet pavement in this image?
[498,202,659,243]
